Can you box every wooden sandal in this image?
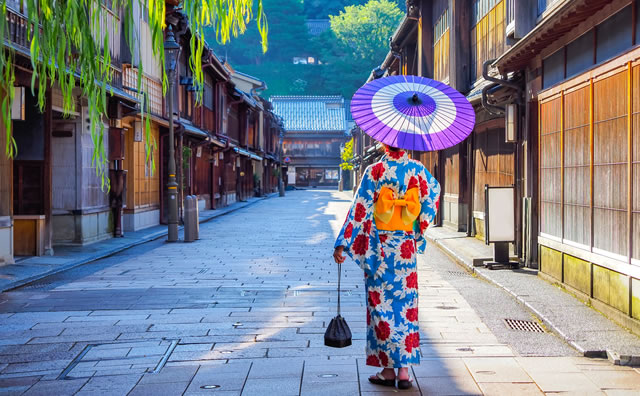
[397,377,413,390]
[368,372,396,387]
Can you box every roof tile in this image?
[269,96,348,132]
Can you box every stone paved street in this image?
[1,190,640,395]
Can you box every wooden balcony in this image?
[5,1,29,50]
[123,65,164,117]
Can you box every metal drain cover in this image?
[446,271,468,276]
[504,318,545,333]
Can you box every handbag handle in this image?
[337,261,342,316]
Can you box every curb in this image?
[426,234,594,357]
[2,195,274,292]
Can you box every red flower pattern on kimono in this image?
[407,176,419,190]
[419,220,429,234]
[363,220,372,234]
[379,351,389,366]
[354,203,366,222]
[406,272,418,289]
[375,321,391,341]
[419,177,429,198]
[352,234,369,255]
[404,332,420,353]
[406,308,418,322]
[368,291,381,307]
[371,163,386,181]
[367,355,380,366]
[343,223,353,240]
[400,240,415,259]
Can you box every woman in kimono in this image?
[333,145,440,390]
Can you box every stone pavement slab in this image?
[425,225,640,361]
[1,190,640,395]
[0,196,271,292]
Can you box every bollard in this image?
[193,195,199,240]
[184,195,196,242]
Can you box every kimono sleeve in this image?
[334,166,383,277]
[414,166,441,254]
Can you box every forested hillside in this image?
[205,0,405,99]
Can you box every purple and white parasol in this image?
[351,75,475,152]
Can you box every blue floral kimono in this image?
[335,150,440,368]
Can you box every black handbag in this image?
[324,261,352,348]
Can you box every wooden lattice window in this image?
[593,72,628,257]
[563,86,590,247]
[540,97,562,238]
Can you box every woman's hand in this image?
[333,246,346,264]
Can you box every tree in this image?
[329,0,403,62]
[303,0,366,19]
[340,138,354,171]
[0,0,268,189]
[309,0,403,98]
[208,0,308,65]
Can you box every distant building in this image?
[306,19,330,36]
[270,96,349,187]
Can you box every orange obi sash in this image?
[374,187,421,231]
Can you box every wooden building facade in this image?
[352,0,640,331]
[495,0,640,327]
[0,1,283,265]
[271,96,350,188]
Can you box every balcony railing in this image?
[506,0,515,24]
[123,65,163,117]
[97,5,121,67]
[5,2,29,49]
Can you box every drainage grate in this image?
[435,305,459,310]
[445,270,469,277]
[504,318,545,333]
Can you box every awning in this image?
[180,123,227,147]
[495,0,611,73]
[181,122,209,139]
[234,147,263,161]
[233,88,259,108]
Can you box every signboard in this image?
[484,185,515,244]
[284,157,291,163]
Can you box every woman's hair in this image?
[383,144,401,152]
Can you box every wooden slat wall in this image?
[126,123,160,210]
[444,147,459,195]
[433,0,449,82]
[594,71,628,256]
[540,97,562,237]
[539,57,640,262]
[473,127,514,213]
[471,0,506,82]
[634,66,640,260]
[194,153,211,198]
[563,86,591,246]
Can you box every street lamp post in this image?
[164,26,181,242]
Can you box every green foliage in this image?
[212,0,403,99]
[329,0,403,62]
[208,0,307,65]
[340,138,354,170]
[0,0,268,191]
